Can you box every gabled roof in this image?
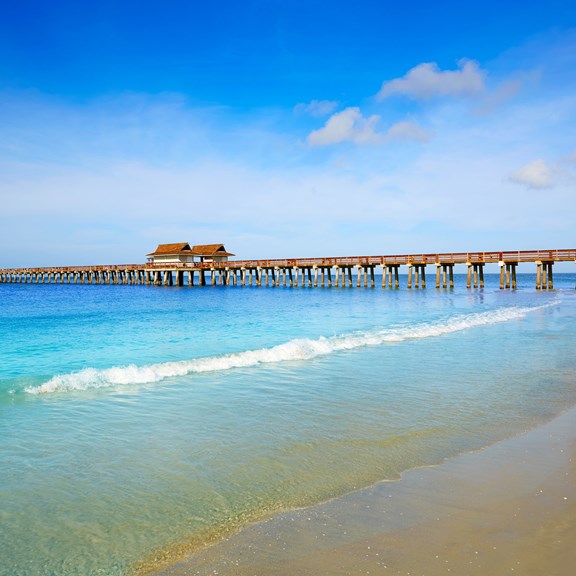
[190,244,235,257]
[146,243,193,256]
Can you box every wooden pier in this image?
[1,250,574,290]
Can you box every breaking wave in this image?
[26,305,549,395]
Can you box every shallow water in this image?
[1,274,575,575]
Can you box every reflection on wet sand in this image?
[153,407,576,576]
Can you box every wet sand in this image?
[152,406,576,576]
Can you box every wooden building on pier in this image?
[146,243,234,265]
[190,244,235,263]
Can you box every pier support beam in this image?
[536,261,554,290]
[357,264,374,288]
[500,262,518,289]
[436,264,454,289]
[385,265,400,289]
[407,264,426,288]
[467,263,485,289]
[417,265,425,288]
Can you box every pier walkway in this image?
[1,249,575,290]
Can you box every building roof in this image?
[190,244,235,257]
[146,243,235,257]
[146,243,193,256]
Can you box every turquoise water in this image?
[1,275,576,575]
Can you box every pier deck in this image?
[1,249,575,290]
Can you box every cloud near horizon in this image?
[377,59,486,100]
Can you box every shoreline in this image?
[150,405,576,576]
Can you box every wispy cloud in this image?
[385,121,430,142]
[376,59,486,101]
[294,99,339,117]
[472,78,524,115]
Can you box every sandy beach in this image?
[152,406,576,576]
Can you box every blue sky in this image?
[1,0,575,266]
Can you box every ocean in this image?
[1,274,575,575]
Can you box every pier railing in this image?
[1,249,575,274]
[177,249,576,269]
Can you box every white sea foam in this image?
[26,305,549,395]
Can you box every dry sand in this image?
[153,406,576,576]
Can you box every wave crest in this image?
[26,305,546,395]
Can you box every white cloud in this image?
[509,159,555,189]
[385,121,430,142]
[473,79,523,115]
[307,107,381,146]
[307,113,430,146]
[1,53,575,268]
[294,99,339,117]
[377,59,486,100]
